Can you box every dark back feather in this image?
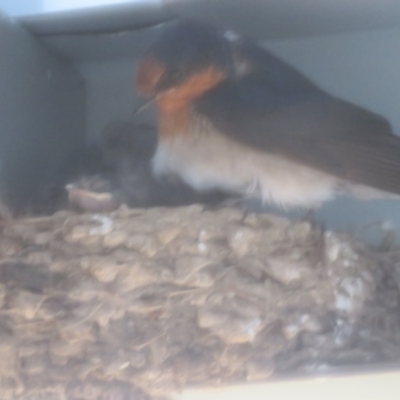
[195,40,400,195]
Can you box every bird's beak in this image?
[131,97,155,119]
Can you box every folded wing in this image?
[195,42,400,195]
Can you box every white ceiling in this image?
[16,0,400,62]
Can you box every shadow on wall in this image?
[0,12,85,211]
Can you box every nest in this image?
[0,205,400,399]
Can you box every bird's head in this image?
[135,20,234,111]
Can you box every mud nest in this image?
[1,205,400,399]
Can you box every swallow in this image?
[27,121,230,215]
[101,120,231,208]
[65,176,121,213]
[25,142,113,215]
[135,20,400,209]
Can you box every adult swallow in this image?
[135,20,400,209]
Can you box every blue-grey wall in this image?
[0,12,85,210]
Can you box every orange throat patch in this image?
[154,66,226,139]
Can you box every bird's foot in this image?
[203,196,257,225]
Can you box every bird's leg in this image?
[203,194,242,211]
[219,196,246,208]
[212,194,258,223]
[205,180,262,221]
[219,179,259,209]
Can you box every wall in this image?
[0,13,86,210]
[77,58,157,141]
[266,28,400,133]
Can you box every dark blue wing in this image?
[194,42,400,194]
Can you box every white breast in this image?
[152,126,340,209]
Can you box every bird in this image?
[27,120,230,215]
[25,142,113,215]
[99,120,231,209]
[135,19,400,210]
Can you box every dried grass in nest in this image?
[0,204,400,400]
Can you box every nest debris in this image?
[0,204,400,399]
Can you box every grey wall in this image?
[266,28,400,133]
[77,58,156,140]
[0,13,86,210]
[78,59,145,140]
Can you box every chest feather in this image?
[152,113,340,208]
